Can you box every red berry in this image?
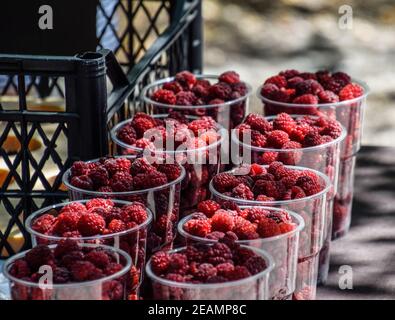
[292,94,318,104]
[85,250,111,268]
[130,157,156,175]
[25,245,54,270]
[108,219,126,233]
[117,123,137,145]
[212,172,240,193]
[332,71,351,86]
[267,130,290,148]
[295,79,323,96]
[133,171,168,189]
[168,253,189,275]
[339,83,364,101]
[71,261,102,281]
[296,175,321,196]
[157,164,182,181]
[303,132,323,147]
[264,75,287,88]
[210,210,235,233]
[31,213,56,234]
[175,91,196,105]
[103,158,131,175]
[151,89,176,104]
[190,262,217,281]
[121,203,148,225]
[273,113,296,134]
[184,219,212,237]
[175,71,196,89]
[232,183,254,200]
[226,266,251,280]
[9,259,31,278]
[110,171,133,192]
[279,69,300,79]
[244,113,272,133]
[197,200,221,218]
[88,166,109,187]
[257,217,282,238]
[289,123,311,142]
[321,119,342,138]
[77,212,106,236]
[151,251,170,275]
[233,217,259,240]
[209,82,232,100]
[53,211,82,235]
[70,175,93,190]
[260,83,279,100]
[250,130,267,147]
[86,198,114,210]
[318,90,339,103]
[219,71,240,84]
[131,114,156,138]
[70,161,89,177]
[243,256,267,274]
[162,81,183,94]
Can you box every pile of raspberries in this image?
[8,240,126,300]
[212,162,323,202]
[260,69,364,104]
[31,199,148,238]
[69,156,182,192]
[236,112,343,149]
[183,200,296,240]
[150,235,267,285]
[150,70,249,106]
[116,111,219,152]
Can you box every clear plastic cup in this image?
[2,243,132,300]
[110,115,226,211]
[209,165,331,300]
[332,155,356,239]
[258,79,369,157]
[232,116,346,284]
[25,199,152,293]
[62,159,185,254]
[177,207,305,300]
[145,244,274,300]
[141,75,252,131]
[293,252,320,300]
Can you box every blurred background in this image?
[203,0,395,146]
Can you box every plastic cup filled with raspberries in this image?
[141,70,251,130]
[232,112,346,284]
[209,162,331,300]
[145,238,274,300]
[2,240,133,300]
[62,157,185,254]
[111,112,226,210]
[258,70,369,239]
[25,199,152,295]
[178,201,304,300]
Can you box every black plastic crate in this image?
[0,0,202,258]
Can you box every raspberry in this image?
[321,119,342,138]
[260,83,279,100]
[279,69,300,79]
[216,262,235,277]
[61,250,85,269]
[121,203,148,224]
[231,183,254,200]
[175,71,196,89]
[332,71,351,86]
[77,212,106,236]
[244,256,267,274]
[104,262,124,276]
[117,124,137,145]
[244,207,269,223]
[184,219,212,237]
[299,72,317,80]
[151,89,176,104]
[212,172,240,193]
[226,266,251,281]
[192,84,210,99]
[296,176,321,196]
[256,195,275,201]
[318,90,339,103]
[322,78,343,94]
[279,222,296,233]
[71,261,102,281]
[187,118,215,136]
[165,273,185,283]
[70,161,89,177]
[103,158,131,175]
[53,211,81,235]
[303,132,323,147]
[9,259,31,278]
[266,130,290,148]
[210,210,235,233]
[219,71,240,84]
[25,245,54,270]
[244,113,272,133]
[31,213,56,234]
[280,171,300,188]
[110,171,133,192]
[233,217,259,240]
[268,161,284,175]
[339,83,364,101]
[208,98,225,105]
[289,123,311,142]
[184,245,206,263]
[257,217,282,238]
[272,87,295,102]
[88,166,109,187]
[295,79,323,96]
[85,250,111,268]
[292,94,318,105]
[205,243,233,265]
[86,198,114,210]
[273,113,296,134]
[237,175,254,189]
[264,75,287,88]
[70,175,93,190]
[134,171,168,190]
[250,130,267,147]
[190,262,217,281]
[131,115,156,138]
[130,157,156,175]
[107,219,126,233]
[287,76,304,88]
[151,251,170,275]
[162,81,183,94]
[206,231,225,240]
[134,138,155,150]
[249,163,264,176]
[281,140,302,150]
[209,82,232,100]
[53,266,71,284]
[260,152,278,164]
[103,280,124,300]
[60,202,86,215]
[175,91,196,105]
[197,200,221,218]
[54,239,80,258]
[168,253,189,275]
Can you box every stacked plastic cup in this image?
[62,158,185,254]
[209,165,331,300]
[25,199,152,295]
[141,75,252,131]
[146,244,274,300]
[258,79,369,239]
[178,207,305,300]
[231,115,346,283]
[3,243,132,300]
[111,115,226,212]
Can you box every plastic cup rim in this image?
[140,74,252,109]
[25,199,153,242]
